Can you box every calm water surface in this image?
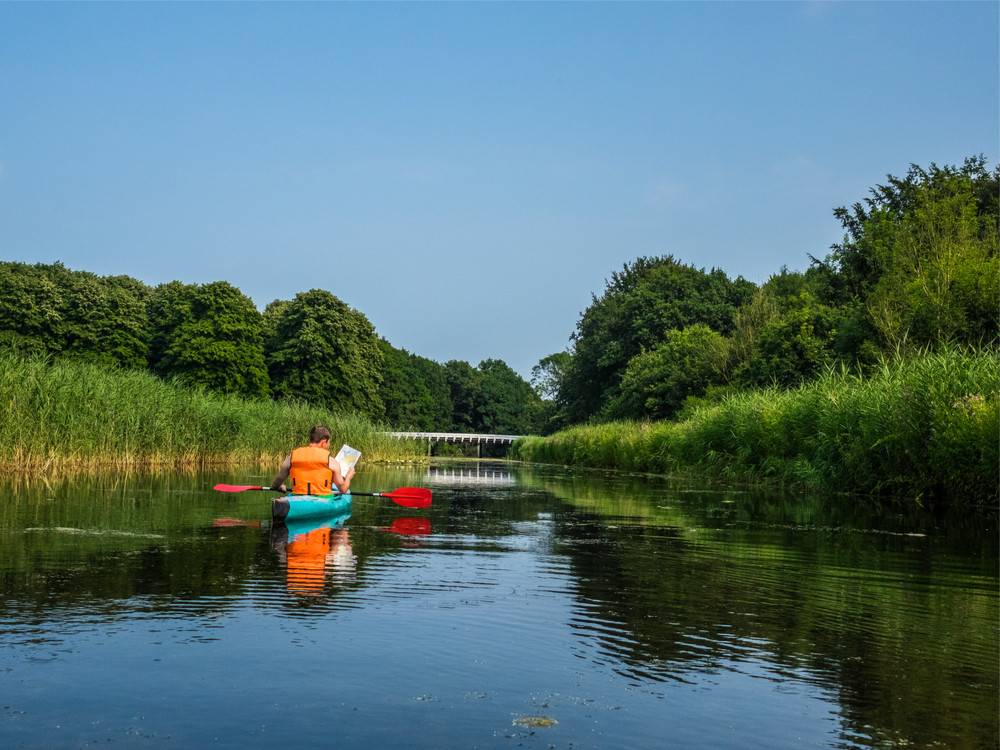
[0,461,996,749]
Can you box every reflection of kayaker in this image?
[272,514,355,596]
[286,526,355,595]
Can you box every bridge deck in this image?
[388,431,522,445]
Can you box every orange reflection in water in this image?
[283,524,356,596]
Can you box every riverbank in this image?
[0,352,424,472]
[512,348,999,506]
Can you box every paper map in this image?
[334,444,361,476]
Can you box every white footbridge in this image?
[387,431,523,457]
[388,432,522,445]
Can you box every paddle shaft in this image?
[213,484,431,508]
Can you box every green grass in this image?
[513,347,999,505]
[0,352,424,471]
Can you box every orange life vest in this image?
[288,446,334,496]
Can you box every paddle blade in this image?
[214,484,268,493]
[385,487,432,508]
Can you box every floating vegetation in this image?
[513,716,557,728]
[24,527,165,539]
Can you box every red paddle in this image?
[213,484,432,509]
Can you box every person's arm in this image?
[330,458,354,494]
[270,455,292,492]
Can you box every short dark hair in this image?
[309,425,332,443]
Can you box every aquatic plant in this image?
[0,351,423,472]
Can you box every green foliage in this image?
[609,324,729,420]
[0,263,545,441]
[0,261,151,368]
[864,179,999,348]
[0,262,61,355]
[733,291,844,388]
[560,255,755,423]
[0,351,421,469]
[530,351,573,434]
[444,359,479,432]
[4,155,994,481]
[378,339,453,430]
[530,351,571,401]
[148,281,269,399]
[95,275,152,369]
[474,358,541,434]
[514,347,999,505]
[263,289,384,418]
[411,354,454,430]
[830,156,999,349]
[378,339,427,429]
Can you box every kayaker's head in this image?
[308,425,332,448]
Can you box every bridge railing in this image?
[387,432,522,445]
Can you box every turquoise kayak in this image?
[272,493,352,523]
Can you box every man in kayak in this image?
[270,425,354,496]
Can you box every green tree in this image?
[728,283,782,368]
[378,339,438,430]
[148,280,269,398]
[531,351,571,401]
[96,275,152,369]
[411,354,454,431]
[378,341,454,430]
[610,324,730,420]
[444,359,480,432]
[733,291,843,388]
[829,157,999,350]
[473,359,540,435]
[264,289,383,417]
[559,255,755,423]
[864,177,998,349]
[531,351,573,434]
[0,262,70,355]
[0,262,151,368]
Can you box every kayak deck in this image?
[272,493,352,523]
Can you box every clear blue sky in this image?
[1,2,996,379]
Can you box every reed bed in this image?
[513,347,999,505]
[0,352,424,473]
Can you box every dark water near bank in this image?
[0,462,996,749]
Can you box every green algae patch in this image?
[513,716,557,728]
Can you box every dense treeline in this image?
[516,156,998,503]
[0,265,543,438]
[538,157,998,431]
[515,347,999,503]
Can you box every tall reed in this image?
[513,347,999,505]
[0,352,424,472]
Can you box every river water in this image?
[0,461,996,749]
